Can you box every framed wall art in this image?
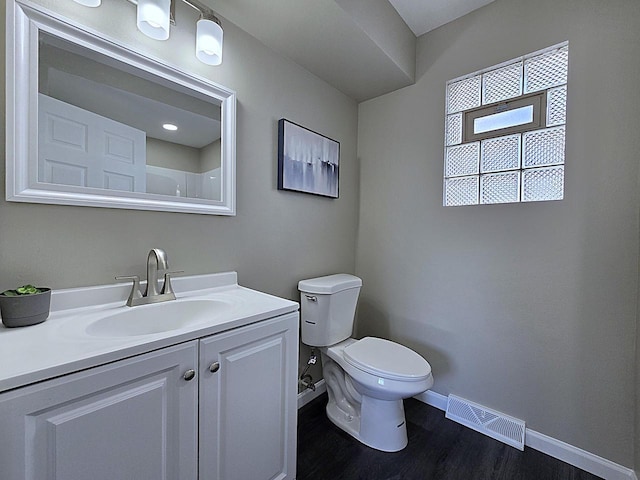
[278,119,340,198]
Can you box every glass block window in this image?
[444,42,568,206]
[481,134,521,173]
[447,75,481,114]
[445,176,479,206]
[524,47,569,94]
[446,143,479,177]
[483,61,523,104]
[522,166,564,201]
[546,86,567,127]
[481,171,520,204]
[446,113,463,146]
[523,126,565,168]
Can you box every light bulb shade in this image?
[73,0,101,6]
[137,0,171,41]
[196,18,223,66]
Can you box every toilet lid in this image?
[343,337,431,381]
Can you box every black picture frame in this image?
[277,119,340,198]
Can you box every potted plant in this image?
[0,285,51,328]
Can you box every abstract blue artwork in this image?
[278,119,339,198]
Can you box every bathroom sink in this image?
[85,299,232,337]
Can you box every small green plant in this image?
[1,285,46,297]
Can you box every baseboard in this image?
[414,389,448,411]
[297,379,327,409]
[414,391,637,480]
[525,429,637,480]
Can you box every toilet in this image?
[298,274,433,452]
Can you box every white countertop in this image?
[0,272,299,393]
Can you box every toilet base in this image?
[326,395,408,452]
[321,349,412,452]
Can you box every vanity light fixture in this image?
[73,0,101,6]
[72,0,223,65]
[137,0,172,40]
[196,12,223,65]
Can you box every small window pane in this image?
[546,85,567,127]
[446,113,463,146]
[444,176,479,206]
[481,134,521,173]
[523,126,565,168]
[524,46,568,93]
[482,62,523,104]
[474,105,533,134]
[481,171,520,204]
[522,166,564,202]
[447,76,481,114]
[446,143,480,177]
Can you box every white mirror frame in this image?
[6,0,236,215]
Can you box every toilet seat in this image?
[343,337,431,382]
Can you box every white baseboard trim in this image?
[414,389,448,411]
[525,429,637,480]
[414,391,637,480]
[297,379,327,409]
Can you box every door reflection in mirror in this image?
[38,32,223,201]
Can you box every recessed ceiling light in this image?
[163,123,178,131]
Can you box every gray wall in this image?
[5,0,640,470]
[1,1,359,303]
[146,138,201,172]
[356,0,640,468]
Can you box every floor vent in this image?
[445,394,525,450]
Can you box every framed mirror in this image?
[6,0,236,215]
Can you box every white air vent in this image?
[445,394,525,450]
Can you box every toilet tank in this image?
[298,274,362,347]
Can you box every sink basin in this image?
[85,299,233,337]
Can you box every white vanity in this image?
[0,272,299,480]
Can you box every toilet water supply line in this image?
[299,349,317,392]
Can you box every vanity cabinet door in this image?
[0,341,199,480]
[199,312,299,480]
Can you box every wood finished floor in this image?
[296,394,602,480]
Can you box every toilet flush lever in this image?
[305,295,317,302]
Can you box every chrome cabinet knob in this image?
[209,362,220,373]
[183,369,196,381]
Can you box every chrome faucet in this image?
[144,248,168,297]
[116,248,182,307]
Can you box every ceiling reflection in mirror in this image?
[38,32,223,201]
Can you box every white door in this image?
[38,94,147,192]
[0,341,198,480]
[199,313,299,480]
